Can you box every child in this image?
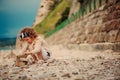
[15,27,51,66]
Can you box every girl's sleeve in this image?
[17,42,28,55]
[30,38,42,54]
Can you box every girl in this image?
[16,27,51,66]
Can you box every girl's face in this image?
[23,37,33,44]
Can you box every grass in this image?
[34,0,71,34]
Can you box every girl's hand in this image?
[24,51,31,54]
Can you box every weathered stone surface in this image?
[70,37,77,43]
[86,34,92,43]
[103,10,120,22]
[108,30,119,42]
[68,0,80,17]
[46,0,120,47]
[80,35,87,43]
[78,27,85,35]
[98,32,106,42]
[104,20,120,32]
[88,33,98,43]
[97,17,103,24]
[115,30,120,42]
[104,0,120,9]
[103,32,109,42]
[85,26,94,34]
[93,25,102,33]
[107,3,120,13]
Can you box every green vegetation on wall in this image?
[45,0,109,37]
[34,0,71,34]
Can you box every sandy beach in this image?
[0,45,120,80]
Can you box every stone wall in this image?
[46,0,120,51]
[68,0,81,17]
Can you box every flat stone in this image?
[61,73,71,78]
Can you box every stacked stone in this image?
[47,0,120,45]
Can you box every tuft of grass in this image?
[34,0,71,34]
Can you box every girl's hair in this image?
[19,27,37,40]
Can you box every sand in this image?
[0,45,120,80]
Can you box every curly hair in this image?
[19,27,38,40]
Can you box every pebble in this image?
[61,73,71,78]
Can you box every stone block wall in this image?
[46,0,120,47]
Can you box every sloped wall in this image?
[46,0,120,50]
